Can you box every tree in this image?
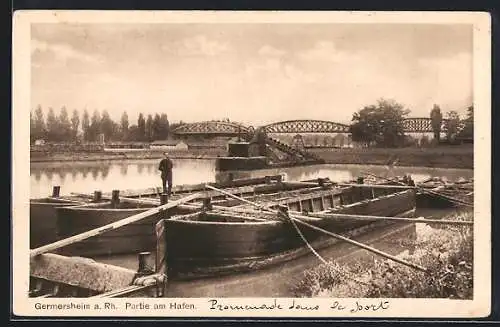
[444,110,461,142]
[152,114,162,140]
[30,111,34,142]
[159,114,170,138]
[46,107,58,141]
[137,113,146,141]
[458,105,474,140]
[58,106,72,141]
[127,124,139,141]
[89,110,101,142]
[350,98,410,147]
[100,110,114,141]
[82,109,90,141]
[32,105,46,141]
[430,104,443,142]
[420,135,430,147]
[145,114,153,142]
[71,109,80,141]
[120,111,129,141]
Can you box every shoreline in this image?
[30,146,473,170]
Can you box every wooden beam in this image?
[91,285,151,298]
[30,193,202,257]
[291,217,429,272]
[335,183,416,190]
[303,212,473,226]
[30,253,137,293]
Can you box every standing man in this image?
[158,152,173,196]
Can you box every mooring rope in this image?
[284,212,371,288]
[286,215,326,265]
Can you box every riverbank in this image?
[311,145,473,169]
[292,210,473,299]
[30,145,473,169]
[30,150,224,163]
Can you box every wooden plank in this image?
[290,217,428,272]
[91,285,152,298]
[335,183,416,190]
[302,212,473,226]
[30,193,203,257]
[30,253,137,293]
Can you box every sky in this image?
[31,23,473,126]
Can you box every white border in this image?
[12,10,491,318]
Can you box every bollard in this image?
[160,193,169,205]
[202,197,213,211]
[52,186,61,198]
[93,190,102,202]
[277,205,289,221]
[137,252,154,275]
[111,190,120,207]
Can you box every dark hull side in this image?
[30,199,83,248]
[416,191,473,208]
[164,189,416,279]
[55,203,169,257]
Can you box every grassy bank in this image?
[310,145,473,169]
[30,149,225,163]
[292,210,473,299]
[30,145,473,169]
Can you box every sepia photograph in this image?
[12,11,490,318]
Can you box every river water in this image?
[30,159,473,198]
[28,159,473,297]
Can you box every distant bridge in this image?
[172,121,254,136]
[171,118,446,136]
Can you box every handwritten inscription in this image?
[208,299,389,313]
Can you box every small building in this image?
[150,140,188,151]
[34,139,46,146]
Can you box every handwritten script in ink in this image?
[208,299,390,313]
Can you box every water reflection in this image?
[120,164,128,176]
[91,167,99,180]
[101,166,110,179]
[71,169,78,181]
[30,159,216,198]
[33,170,42,182]
[30,159,473,199]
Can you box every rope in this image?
[283,212,371,288]
[287,215,326,264]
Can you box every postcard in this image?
[12,10,491,318]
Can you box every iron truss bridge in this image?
[172,121,254,136]
[172,118,451,135]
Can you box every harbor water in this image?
[29,159,473,297]
[30,158,473,198]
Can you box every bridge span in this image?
[171,118,444,136]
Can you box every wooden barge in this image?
[162,186,416,279]
[29,173,473,298]
[29,175,285,250]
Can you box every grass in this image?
[310,146,473,169]
[292,211,474,299]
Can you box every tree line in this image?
[30,106,180,143]
[349,98,474,147]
